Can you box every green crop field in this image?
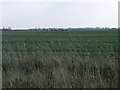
[2,30,118,88]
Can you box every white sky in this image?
[0,0,119,29]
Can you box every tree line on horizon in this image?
[0,27,117,31]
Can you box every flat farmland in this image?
[2,30,118,88]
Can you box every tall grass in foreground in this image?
[2,30,118,88]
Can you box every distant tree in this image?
[8,27,10,30]
[2,27,12,31]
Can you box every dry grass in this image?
[2,30,118,88]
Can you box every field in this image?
[2,30,118,88]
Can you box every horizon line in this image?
[0,27,118,30]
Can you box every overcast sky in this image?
[0,0,119,29]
